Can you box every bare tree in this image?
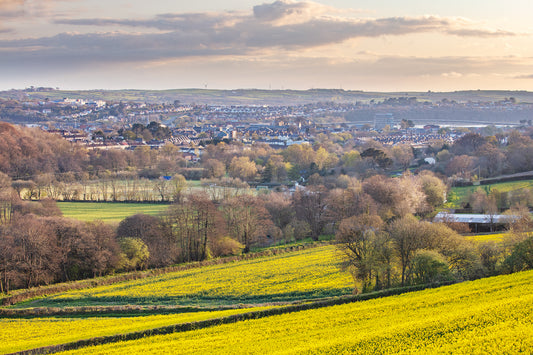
[336,214,393,292]
[9,216,60,288]
[388,214,427,286]
[118,213,174,268]
[164,193,225,261]
[222,195,272,252]
[293,185,329,241]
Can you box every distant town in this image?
[1,88,531,161]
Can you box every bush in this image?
[410,250,453,285]
[288,219,311,241]
[118,238,150,271]
[210,237,244,257]
[503,236,533,273]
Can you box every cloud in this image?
[54,12,245,31]
[515,74,533,79]
[0,0,24,17]
[442,72,463,78]
[0,0,522,68]
[253,0,335,25]
[0,0,72,19]
[446,28,516,37]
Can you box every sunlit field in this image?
[446,179,533,209]
[58,202,170,222]
[56,270,533,355]
[465,233,507,243]
[0,307,269,354]
[16,245,353,308]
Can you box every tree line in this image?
[0,169,447,293]
[5,122,533,188]
[1,167,532,294]
[5,121,533,203]
[2,174,531,294]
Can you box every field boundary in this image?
[0,304,256,318]
[452,171,533,187]
[1,243,327,307]
[7,282,454,355]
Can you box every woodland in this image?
[1,121,533,293]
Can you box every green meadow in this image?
[446,179,533,209]
[58,202,170,222]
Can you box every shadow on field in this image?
[14,289,352,309]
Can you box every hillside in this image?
[58,270,533,354]
[13,245,352,308]
[2,268,530,354]
[446,178,533,209]
[1,243,532,354]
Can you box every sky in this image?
[0,0,532,91]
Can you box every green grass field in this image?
[14,245,352,308]
[55,270,533,355]
[446,179,533,209]
[58,202,170,222]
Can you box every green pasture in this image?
[446,179,533,209]
[58,202,170,222]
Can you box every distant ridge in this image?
[1,88,532,105]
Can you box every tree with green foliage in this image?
[229,156,258,181]
[361,148,392,169]
[503,237,533,273]
[410,250,451,284]
[419,171,447,208]
[118,237,149,272]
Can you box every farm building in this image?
[434,212,517,233]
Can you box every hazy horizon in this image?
[1,0,532,92]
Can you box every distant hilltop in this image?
[1,88,532,106]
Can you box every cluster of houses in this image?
[14,97,499,163]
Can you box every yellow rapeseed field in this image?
[0,307,269,354]
[465,233,507,243]
[58,270,533,354]
[27,245,353,308]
